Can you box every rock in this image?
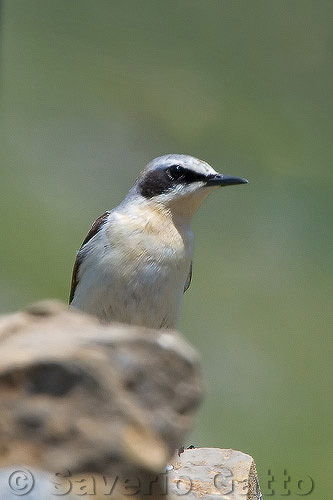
[0,302,262,500]
[0,448,261,499]
[167,447,262,500]
[0,300,203,479]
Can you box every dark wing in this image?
[184,261,192,293]
[69,211,110,303]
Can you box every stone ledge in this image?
[0,301,261,499]
[0,301,202,477]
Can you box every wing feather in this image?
[69,211,110,303]
[184,261,193,293]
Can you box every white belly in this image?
[71,210,193,329]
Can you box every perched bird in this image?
[70,154,247,329]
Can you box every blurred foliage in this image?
[0,1,332,498]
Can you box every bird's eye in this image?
[168,164,185,180]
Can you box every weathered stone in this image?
[0,301,202,478]
[0,302,262,500]
[0,448,261,499]
[167,447,262,500]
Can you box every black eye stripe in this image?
[167,165,208,183]
[139,166,209,198]
[168,164,184,179]
[139,169,172,198]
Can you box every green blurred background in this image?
[0,0,332,497]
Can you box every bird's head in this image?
[131,154,248,220]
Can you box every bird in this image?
[69,154,248,329]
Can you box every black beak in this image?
[205,174,249,187]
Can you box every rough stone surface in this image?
[167,447,262,499]
[0,448,262,499]
[0,300,202,478]
[0,301,262,499]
